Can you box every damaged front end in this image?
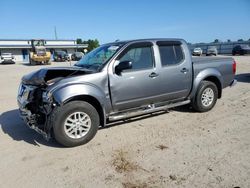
[17,67,92,140]
[17,83,53,140]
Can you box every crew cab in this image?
[17,39,237,147]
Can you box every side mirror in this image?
[115,61,132,74]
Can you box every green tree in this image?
[214,39,220,43]
[76,38,83,44]
[84,39,100,52]
[76,38,100,53]
[238,39,244,42]
[227,39,231,42]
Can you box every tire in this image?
[30,59,36,65]
[45,60,51,65]
[51,101,100,147]
[192,81,218,112]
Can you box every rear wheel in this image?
[192,81,218,112]
[51,101,99,147]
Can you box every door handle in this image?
[180,68,189,73]
[149,72,159,78]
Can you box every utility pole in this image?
[54,26,58,40]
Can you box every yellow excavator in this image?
[29,39,51,65]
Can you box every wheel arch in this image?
[202,76,222,98]
[64,95,106,127]
[50,84,110,128]
[191,68,223,99]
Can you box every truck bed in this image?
[192,56,233,64]
[192,56,235,89]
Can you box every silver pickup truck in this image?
[17,39,237,147]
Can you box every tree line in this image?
[213,38,250,43]
[76,38,100,53]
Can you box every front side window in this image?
[118,46,153,71]
[158,43,184,66]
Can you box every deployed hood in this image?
[22,66,94,86]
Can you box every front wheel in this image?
[45,60,51,65]
[192,81,218,112]
[30,59,36,65]
[51,101,100,147]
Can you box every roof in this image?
[0,44,88,49]
[0,39,75,41]
[105,38,185,45]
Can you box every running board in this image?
[108,100,191,122]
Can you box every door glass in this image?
[119,47,153,71]
[158,44,184,66]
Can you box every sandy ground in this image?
[0,57,249,188]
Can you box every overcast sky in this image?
[0,0,250,44]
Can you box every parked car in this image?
[232,45,250,55]
[206,46,218,56]
[71,52,84,61]
[192,48,203,56]
[0,53,15,64]
[17,38,237,147]
[53,51,69,62]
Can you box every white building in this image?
[0,39,87,62]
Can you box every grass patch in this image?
[112,149,137,173]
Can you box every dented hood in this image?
[22,66,94,86]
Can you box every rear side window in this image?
[157,42,184,66]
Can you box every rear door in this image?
[108,42,161,111]
[156,41,192,101]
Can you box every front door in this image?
[108,42,160,111]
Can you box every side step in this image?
[108,100,191,122]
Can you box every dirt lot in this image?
[0,57,250,188]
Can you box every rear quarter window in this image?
[157,42,184,66]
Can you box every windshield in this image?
[241,45,250,48]
[33,40,45,46]
[208,46,216,49]
[75,44,122,70]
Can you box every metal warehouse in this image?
[0,39,87,62]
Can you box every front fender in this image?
[52,83,107,108]
[190,68,223,98]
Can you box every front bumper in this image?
[17,84,51,140]
[1,59,15,64]
[32,56,50,61]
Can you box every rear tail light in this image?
[233,60,236,74]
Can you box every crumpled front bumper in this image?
[17,86,51,140]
